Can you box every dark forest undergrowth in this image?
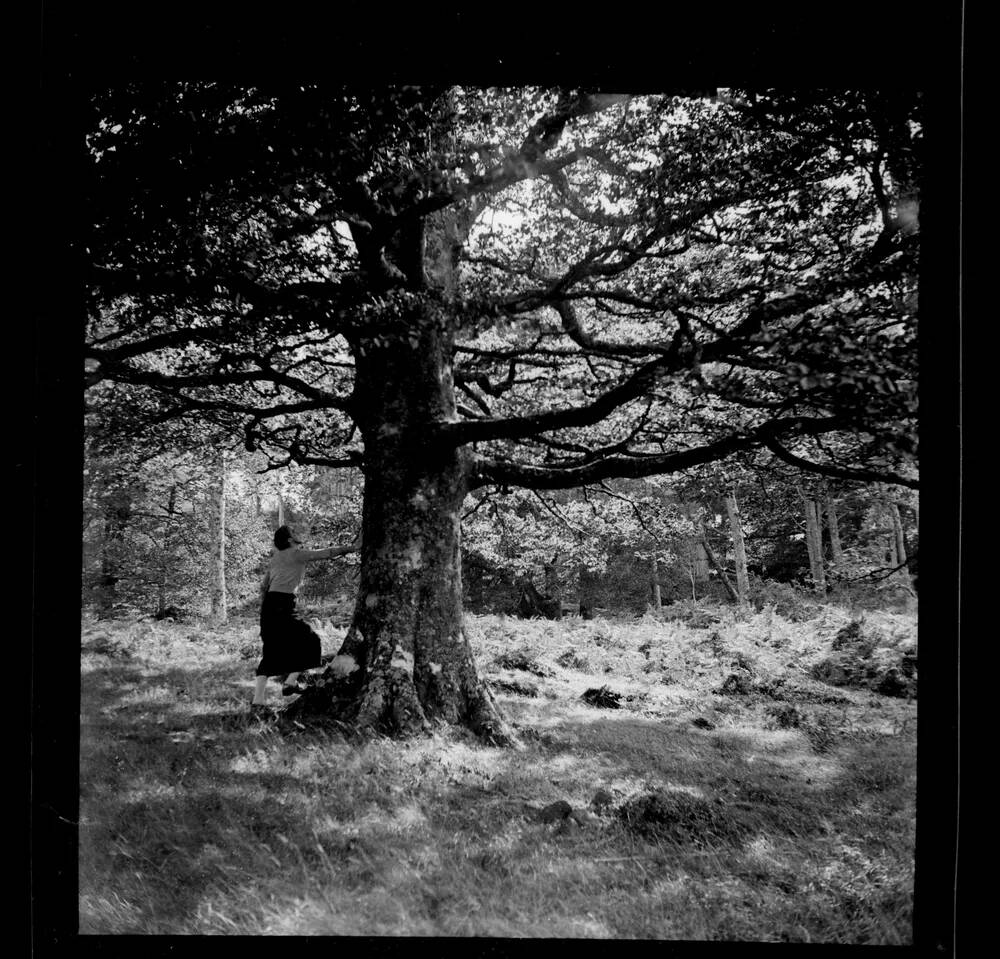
[79,602,916,940]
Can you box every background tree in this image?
[724,489,751,609]
[85,85,919,741]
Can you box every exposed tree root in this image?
[281,646,517,747]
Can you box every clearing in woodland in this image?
[79,602,916,941]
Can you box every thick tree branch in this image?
[439,337,690,447]
[390,94,631,229]
[467,416,850,491]
[444,246,915,449]
[90,358,355,414]
[761,437,918,489]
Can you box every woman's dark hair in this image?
[274,525,295,550]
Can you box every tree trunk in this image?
[98,498,131,616]
[578,566,599,619]
[277,493,285,528]
[544,553,562,608]
[211,453,228,624]
[700,529,740,604]
[724,491,750,609]
[824,495,844,566]
[800,491,827,593]
[293,301,511,744]
[888,501,906,566]
[650,554,662,610]
[98,515,118,616]
[886,498,914,591]
[517,578,561,620]
[157,484,177,618]
[692,539,710,582]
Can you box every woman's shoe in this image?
[282,683,308,696]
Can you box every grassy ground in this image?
[79,601,916,940]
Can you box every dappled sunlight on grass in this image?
[79,605,916,939]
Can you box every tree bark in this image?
[700,530,740,604]
[98,497,131,616]
[886,498,914,591]
[888,500,906,566]
[650,554,662,610]
[724,491,750,609]
[824,495,844,566]
[800,490,827,593]
[291,192,510,741]
[544,553,562,608]
[293,300,511,744]
[578,566,599,619]
[157,484,177,618]
[211,453,228,623]
[692,540,710,582]
[517,578,561,620]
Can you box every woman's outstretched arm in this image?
[298,536,362,562]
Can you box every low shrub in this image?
[810,652,916,699]
[802,713,840,754]
[493,651,554,677]
[555,649,590,671]
[489,678,539,698]
[752,580,823,622]
[660,600,724,629]
[766,702,804,729]
[580,686,622,709]
[617,789,751,847]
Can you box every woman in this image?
[250,524,358,713]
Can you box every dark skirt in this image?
[256,592,322,677]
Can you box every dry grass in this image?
[79,602,916,940]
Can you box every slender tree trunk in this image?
[679,500,709,583]
[888,501,907,567]
[800,489,827,593]
[294,300,511,744]
[98,516,117,616]
[700,529,740,604]
[211,453,228,623]
[825,495,844,566]
[650,554,662,610]
[157,484,177,618]
[692,540,710,582]
[578,566,599,619]
[98,498,131,616]
[544,552,562,606]
[724,491,750,609]
[277,494,285,528]
[886,498,914,591]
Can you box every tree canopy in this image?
[85,85,919,494]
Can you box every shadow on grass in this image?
[520,708,914,845]
[80,652,915,935]
[81,658,365,931]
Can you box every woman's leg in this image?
[252,675,269,705]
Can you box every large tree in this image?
[85,85,919,742]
